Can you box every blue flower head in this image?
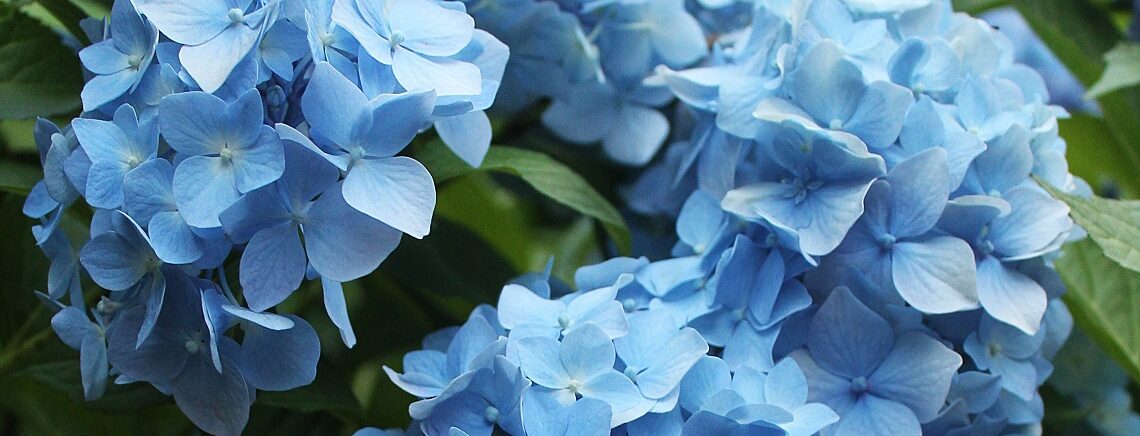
[79,0,159,111]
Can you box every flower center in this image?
[127,54,143,69]
[978,239,994,256]
[219,147,234,161]
[624,366,641,382]
[850,376,869,393]
[320,32,336,47]
[484,406,499,423]
[784,177,823,205]
[877,234,896,251]
[828,119,844,130]
[557,313,572,330]
[125,154,141,168]
[184,332,203,354]
[621,298,637,312]
[390,30,406,46]
[987,342,1002,358]
[227,8,244,25]
[568,379,582,394]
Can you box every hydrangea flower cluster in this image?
[23,0,506,433]
[379,0,1087,434]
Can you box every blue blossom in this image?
[51,307,109,400]
[516,323,642,426]
[219,142,401,311]
[822,148,980,314]
[106,272,250,435]
[79,0,158,111]
[281,61,436,238]
[332,0,482,96]
[71,104,159,209]
[791,288,961,435]
[721,124,885,257]
[79,212,169,347]
[158,89,284,228]
[590,0,708,80]
[615,310,708,412]
[496,281,629,340]
[137,0,277,92]
[964,315,1050,402]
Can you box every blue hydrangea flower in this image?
[332,0,482,96]
[281,61,437,238]
[51,307,109,400]
[158,89,285,228]
[137,0,278,92]
[791,288,961,435]
[516,323,642,426]
[71,104,159,209]
[220,142,401,311]
[721,124,886,257]
[79,0,159,111]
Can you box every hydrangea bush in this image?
[8,0,1137,435]
[373,0,1085,435]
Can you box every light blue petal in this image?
[868,332,961,422]
[79,232,149,291]
[834,395,920,436]
[135,0,230,46]
[807,288,893,379]
[392,47,482,96]
[496,284,564,331]
[172,353,251,436]
[158,92,228,156]
[179,25,260,93]
[172,155,240,228]
[891,237,979,314]
[232,126,285,193]
[435,110,491,167]
[885,148,950,238]
[302,62,371,148]
[517,336,570,389]
[147,211,204,264]
[239,222,305,312]
[363,89,436,157]
[304,182,403,281]
[342,156,435,238]
[123,158,176,225]
[560,324,616,381]
[239,315,320,391]
[321,279,355,346]
[80,334,109,400]
[603,105,669,166]
[976,256,1047,335]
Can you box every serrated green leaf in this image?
[1039,179,1140,273]
[0,11,83,119]
[1056,239,1140,382]
[1086,42,1140,98]
[417,141,632,254]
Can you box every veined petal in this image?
[342,156,435,238]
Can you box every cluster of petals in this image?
[26,0,507,433]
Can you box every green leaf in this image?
[1016,0,1140,186]
[380,215,518,305]
[257,364,363,421]
[417,141,632,254]
[0,10,84,119]
[1038,179,1140,273]
[0,159,42,195]
[952,0,1010,14]
[1055,239,1140,382]
[1060,114,1140,197]
[1086,42,1140,98]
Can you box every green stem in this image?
[0,328,54,376]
